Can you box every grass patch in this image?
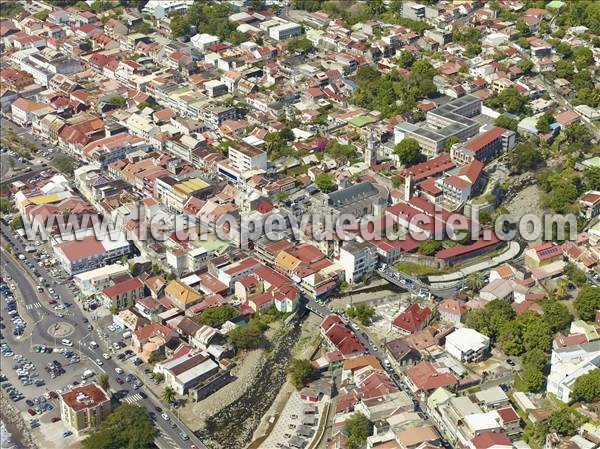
[394,261,446,276]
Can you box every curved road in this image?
[1,224,207,449]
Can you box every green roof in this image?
[348,116,376,127]
[547,0,565,9]
[582,156,600,169]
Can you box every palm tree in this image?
[161,386,176,405]
[99,373,110,393]
[466,273,484,292]
[556,279,568,299]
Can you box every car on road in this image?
[179,432,189,441]
[102,353,111,360]
[95,359,103,366]
[115,367,124,374]
[63,431,73,438]
[61,339,73,347]
[51,417,61,423]
[115,378,124,385]
[161,413,170,421]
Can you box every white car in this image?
[61,339,73,347]
[161,413,170,421]
[102,353,111,360]
[95,359,103,366]
[115,367,123,374]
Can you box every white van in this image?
[122,331,132,339]
[61,339,73,347]
[89,341,99,349]
[80,369,94,380]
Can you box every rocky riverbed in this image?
[195,318,302,449]
[0,395,38,449]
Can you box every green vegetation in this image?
[0,3,24,18]
[133,22,153,34]
[486,88,528,115]
[287,358,317,389]
[417,240,442,256]
[524,421,548,449]
[99,373,110,392]
[227,326,264,350]
[173,2,248,43]
[347,304,375,325]
[34,10,49,21]
[548,408,586,436]
[0,198,11,213]
[537,167,585,214]
[465,296,575,393]
[574,286,600,321]
[571,368,600,403]
[195,304,239,327]
[509,142,544,174]
[536,112,555,134]
[315,172,336,192]
[394,261,445,276]
[51,155,77,176]
[107,95,127,108]
[451,27,482,57]
[466,272,484,292]
[324,141,356,161]
[10,215,23,230]
[395,138,421,166]
[494,115,518,132]
[351,62,437,118]
[287,37,313,53]
[81,404,155,449]
[161,386,176,405]
[344,412,372,449]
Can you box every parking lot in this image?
[257,392,323,449]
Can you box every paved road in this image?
[0,225,207,449]
[533,75,600,141]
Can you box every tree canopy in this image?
[351,63,437,118]
[571,368,600,403]
[344,412,371,449]
[195,305,239,327]
[287,358,317,390]
[315,173,336,192]
[227,326,264,350]
[574,286,600,321]
[347,304,375,325]
[51,155,77,176]
[394,138,421,166]
[81,404,155,449]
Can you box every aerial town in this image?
[0,1,599,449]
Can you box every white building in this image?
[268,22,302,41]
[142,0,193,19]
[228,142,267,172]
[339,240,378,284]
[73,264,130,296]
[547,340,600,402]
[445,328,490,362]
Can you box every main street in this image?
[0,223,207,449]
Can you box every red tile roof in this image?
[55,236,104,261]
[470,432,511,449]
[406,361,457,392]
[399,154,455,182]
[102,277,142,298]
[392,304,431,333]
[497,406,520,423]
[61,383,109,412]
[464,127,507,153]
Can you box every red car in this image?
[49,300,57,305]
[116,378,124,385]
[48,391,58,399]
[27,408,36,416]
[51,417,61,423]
